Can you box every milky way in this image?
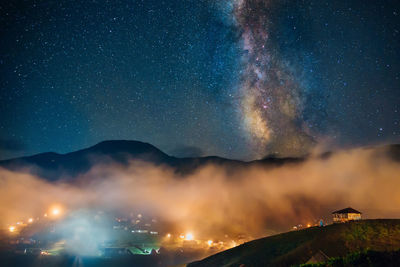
[233,0,315,157]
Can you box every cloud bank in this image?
[0,146,399,240]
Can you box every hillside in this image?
[299,249,400,267]
[188,219,400,267]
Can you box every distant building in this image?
[332,207,362,223]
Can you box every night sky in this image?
[0,0,399,160]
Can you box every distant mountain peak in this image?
[81,140,167,155]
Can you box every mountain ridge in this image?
[0,140,399,181]
[0,140,303,180]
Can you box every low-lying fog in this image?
[1,146,399,240]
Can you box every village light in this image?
[166,233,171,238]
[28,218,34,223]
[9,226,15,232]
[48,205,63,218]
[185,232,194,241]
[207,240,213,246]
[52,208,60,216]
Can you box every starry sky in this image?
[0,0,399,160]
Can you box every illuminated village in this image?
[0,204,253,260]
[0,203,365,261]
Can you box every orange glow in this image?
[28,218,34,223]
[166,233,171,238]
[8,226,15,232]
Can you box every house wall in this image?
[347,213,361,220]
[332,212,361,223]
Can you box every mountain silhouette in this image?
[0,140,398,181]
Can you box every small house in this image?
[332,207,362,223]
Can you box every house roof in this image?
[332,207,362,214]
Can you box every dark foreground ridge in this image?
[188,219,400,267]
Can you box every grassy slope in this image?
[188,219,400,267]
[299,249,400,267]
